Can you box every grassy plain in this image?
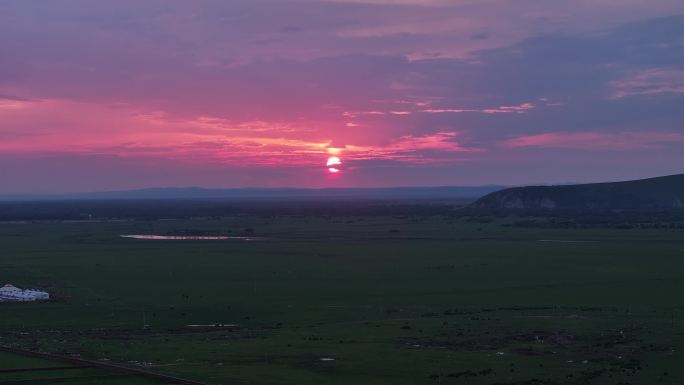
[1,212,684,384]
[0,351,163,384]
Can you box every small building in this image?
[0,284,50,302]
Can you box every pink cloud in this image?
[482,102,535,114]
[503,131,684,150]
[610,68,684,98]
[421,108,467,113]
[347,102,536,118]
[343,111,387,117]
[0,98,330,164]
[421,102,535,114]
[0,96,480,170]
[342,131,480,164]
[0,99,30,110]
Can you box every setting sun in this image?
[326,156,341,173]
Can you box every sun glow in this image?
[326,156,342,173]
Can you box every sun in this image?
[326,156,342,173]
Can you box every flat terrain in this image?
[1,214,684,384]
[0,351,164,384]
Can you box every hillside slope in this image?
[472,174,684,210]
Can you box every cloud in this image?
[340,131,481,165]
[420,102,535,114]
[610,68,684,98]
[0,93,35,110]
[502,131,684,150]
[0,97,478,168]
[344,102,537,120]
[482,103,536,114]
[0,99,29,110]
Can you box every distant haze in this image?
[0,186,505,202]
[1,1,683,192]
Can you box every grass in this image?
[0,352,163,384]
[1,214,683,384]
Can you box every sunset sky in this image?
[1,0,683,193]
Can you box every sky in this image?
[1,0,683,193]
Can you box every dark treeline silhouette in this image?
[1,199,684,228]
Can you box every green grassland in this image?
[1,214,684,384]
[0,351,163,384]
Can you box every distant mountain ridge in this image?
[0,186,506,202]
[472,174,684,211]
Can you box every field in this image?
[0,351,165,384]
[1,208,684,384]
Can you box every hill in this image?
[472,174,684,211]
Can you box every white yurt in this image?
[0,284,50,301]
